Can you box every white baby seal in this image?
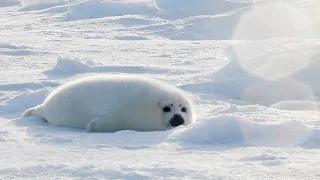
[21,74,196,132]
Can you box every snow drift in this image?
[183,39,320,106]
[66,0,158,20]
[20,0,68,11]
[231,0,319,40]
[168,114,319,148]
[17,0,320,40]
[155,0,252,18]
[44,56,167,77]
[64,0,251,20]
[270,101,320,111]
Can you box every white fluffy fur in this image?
[21,74,196,132]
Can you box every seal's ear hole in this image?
[170,104,173,107]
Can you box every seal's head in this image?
[158,99,195,128]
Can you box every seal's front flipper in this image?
[86,116,118,133]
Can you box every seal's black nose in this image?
[169,114,185,127]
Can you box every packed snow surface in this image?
[1,0,320,179]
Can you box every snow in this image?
[168,114,313,147]
[270,100,320,111]
[44,56,167,77]
[0,0,19,7]
[2,0,320,179]
[20,0,68,11]
[232,0,318,40]
[65,0,158,20]
[183,40,320,106]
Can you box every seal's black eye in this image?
[163,106,171,113]
[181,107,187,113]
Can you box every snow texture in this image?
[0,0,19,7]
[1,0,320,179]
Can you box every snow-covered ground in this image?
[1,0,320,179]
